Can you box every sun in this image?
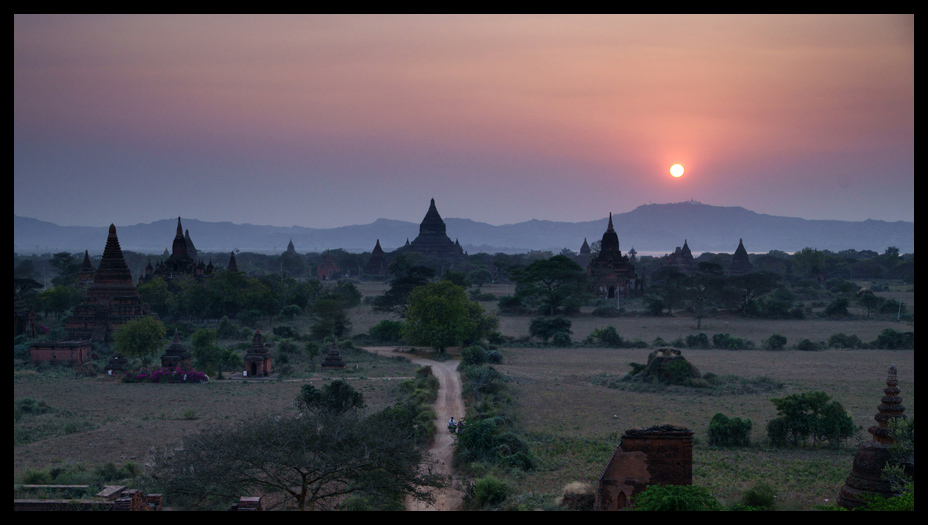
[670,164,685,178]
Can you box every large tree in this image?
[151,402,445,510]
[112,316,167,361]
[509,255,587,316]
[402,280,497,353]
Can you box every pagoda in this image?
[392,199,465,260]
[728,239,754,276]
[140,217,214,283]
[64,224,156,343]
[363,239,388,276]
[837,365,909,508]
[160,330,192,370]
[320,341,346,370]
[243,329,272,377]
[588,213,638,300]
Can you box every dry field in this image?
[14,280,914,510]
[494,346,914,509]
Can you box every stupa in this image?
[363,239,388,276]
[728,239,754,276]
[837,365,909,508]
[243,329,272,377]
[320,341,346,370]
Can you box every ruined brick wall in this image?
[595,425,694,510]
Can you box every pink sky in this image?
[14,14,913,228]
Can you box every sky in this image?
[14,14,914,229]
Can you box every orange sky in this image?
[14,14,914,228]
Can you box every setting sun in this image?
[670,164,685,178]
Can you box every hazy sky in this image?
[14,14,914,228]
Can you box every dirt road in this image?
[366,347,466,511]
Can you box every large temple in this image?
[139,217,215,283]
[391,198,465,260]
[64,224,157,343]
[587,213,639,300]
[662,239,697,275]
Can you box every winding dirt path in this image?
[366,347,466,511]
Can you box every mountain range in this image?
[13,201,914,257]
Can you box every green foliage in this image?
[827,333,866,349]
[740,482,777,510]
[113,316,167,359]
[824,297,850,317]
[471,475,510,508]
[296,379,365,415]
[369,319,405,344]
[632,484,722,511]
[871,329,913,349]
[529,316,572,343]
[453,416,534,470]
[762,333,788,350]
[796,339,824,351]
[551,331,572,347]
[402,281,497,352]
[461,344,488,366]
[766,391,856,448]
[510,255,587,316]
[856,482,914,511]
[707,412,753,447]
[712,333,754,349]
[685,332,710,349]
[586,326,624,347]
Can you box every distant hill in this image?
[13,202,914,256]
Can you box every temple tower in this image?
[243,329,272,377]
[837,365,908,508]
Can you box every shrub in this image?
[766,391,856,448]
[827,333,866,349]
[740,482,777,510]
[871,329,914,349]
[587,326,623,347]
[461,344,488,366]
[712,333,754,349]
[795,339,824,351]
[632,484,722,511]
[707,412,753,447]
[369,319,405,344]
[484,350,503,364]
[762,333,787,350]
[529,317,572,343]
[472,475,510,508]
[551,331,572,347]
[823,297,850,317]
[685,333,710,349]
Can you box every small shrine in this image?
[160,330,192,370]
[243,330,272,377]
[728,239,755,276]
[320,341,346,370]
[837,365,909,508]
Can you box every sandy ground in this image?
[366,347,466,511]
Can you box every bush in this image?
[766,391,856,448]
[762,333,787,350]
[472,475,510,508]
[795,339,824,351]
[632,484,722,511]
[551,331,572,347]
[827,333,866,349]
[685,333,710,349]
[587,326,623,347]
[461,344,488,366]
[707,412,753,447]
[871,329,914,349]
[712,333,754,350]
[369,319,405,344]
[740,482,777,510]
[529,317,572,343]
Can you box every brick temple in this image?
[587,213,639,300]
[392,198,465,260]
[63,224,157,343]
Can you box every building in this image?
[391,199,465,260]
[363,239,389,276]
[728,239,754,276]
[63,224,157,343]
[587,213,639,300]
[139,217,215,283]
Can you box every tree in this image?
[510,255,587,316]
[402,281,497,353]
[766,391,856,448]
[49,252,80,287]
[372,255,435,317]
[150,409,445,510]
[37,284,83,319]
[295,379,366,415]
[113,317,167,361]
[529,316,572,344]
